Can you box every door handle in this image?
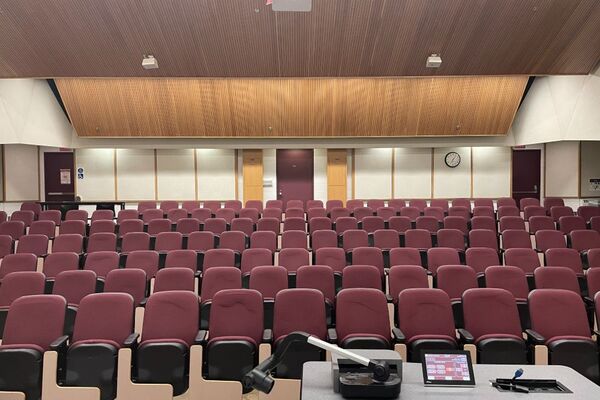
[534,185,538,193]
[48,192,75,195]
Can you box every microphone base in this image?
[332,350,403,399]
[339,373,402,399]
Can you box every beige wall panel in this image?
[196,149,236,200]
[394,148,432,199]
[472,147,511,198]
[354,148,393,199]
[116,149,155,201]
[76,148,115,201]
[156,149,195,201]
[545,142,579,198]
[4,144,39,201]
[580,142,600,198]
[433,147,472,198]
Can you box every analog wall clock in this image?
[444,152,461,168]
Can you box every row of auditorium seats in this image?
[1,286,599,400]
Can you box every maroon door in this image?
[44,152,75,202]
[512,149,541,203]
[276,149,314,206]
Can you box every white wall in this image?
[394,148,432,199]
[472,147,511,198]
[75,148,115,201]
[545,142,580,198]
[263,149,277,201]
[116,149,156,201]
[0,79,74,147]
[4,144,39,201]
[157,149,195,200]
[354,148,393,199]
[196,149,236,200]
[433,147,472,198]
[512,70,600,145]
[313,149,327,202]
[580,142,600,198]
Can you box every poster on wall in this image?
[590,179,600,192]
[60,169,71,185]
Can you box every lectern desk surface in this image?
[302,361,600,400]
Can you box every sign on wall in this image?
[60,169,71,184]
[77,167,84,179]
[590,179,600,192]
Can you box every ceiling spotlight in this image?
[426,54,442,68]
[142,55,159,70]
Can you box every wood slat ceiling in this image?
[0,0,599,78]
[56,77,528,137]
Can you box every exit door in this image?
[276,149,314,206]
[512,150,541,203]
[44,152,75,202]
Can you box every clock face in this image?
[445,152,461,168]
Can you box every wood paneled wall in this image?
[2,0,600,77]
[56,76,528,137]
[327,149,347,203]
[243,149,264,202]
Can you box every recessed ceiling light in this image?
[426,54,442,68]
[142,55,159,70]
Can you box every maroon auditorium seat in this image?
[427,248,461,276]
[528,216,556,233]
[534,267,580,293]
[0,271,46,338]
[147,219,171,235]
[497,206,520,219]
[256,217,280,235]
[342,265,382,290]
[465,247,500,276]
[335,217,358,235]
[501,229,532,250]
[121,232,151,253]
[249,266,288,329]
[461,288,527,364]
[351,247,384,277]
[52,233,83,253]
[388,266,429,305]
[437,229,466,251]
[390,248,422,267]
[0,221,26,240]
[311,230,338,251]
[578,206,600,223]
[361,216,385,233]
[135,291,199,394]
[559,216,587,234]
[219,230,248,253]
[38,210,62,225]
[118,219,144,236]
[416,216,439,233]
[187,231,216,252]
[230,218,254,237]
[0,294,66,399]
[83,251,119,279]
[388,199,406,213]
[28,220,56,239]
[239,208,260,224]
[43,252,80,280]
[11,210,35,227]
[0,253,37,281]
[154,232,183,251]
[436,265,477,327]
[249,231,277,252]
[165,249,198,272]
[52,270,97,336]
[372,229,401,250]
[125,250,159,280]
[545,248,584,276]
[199,267,242,329]
[341,229,369,252]
[535,230,566,252]
[281,230,307,250]
[89,220,116,235]
[499,216,526,232]
[245,200,264,214]
[137,201,157,213]
[167,208,188,223]
[86,233,117,253]
[497,198,517,209]
[117,210,140,224]
[190,208,212,223]
[335,288,393,349]
[215,208,236,224]
[272,289,327,378]
[443,216,469,235]
[469,229,499,252]
[325,200,344,213]
[520,198,540,212]
[241,248,273,277]
[203,218,228,235]
[400,207,420,222]
[203,289,264,388]
[202,248,236,272]
[64,292,135,399]
[528,289,599,382]
[309,217,332,234]
[153,268,195,293]
[16,234,48,257]
[397,288,457,362]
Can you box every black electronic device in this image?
[243,332,402,399]
[421,350,476,387]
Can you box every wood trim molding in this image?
[234,149,239,201]
[542,144,547,198]
[37,146,41,201]
[430,148,435,199]
[391,148,396,198]
[351,149,356,200]
[113,149,118,201]
[578,141,582,198]
[470,147,474,198]
[73,149,78,200]
[153,149,158,201]
[1,145,6,202]
[193,149,199,201]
